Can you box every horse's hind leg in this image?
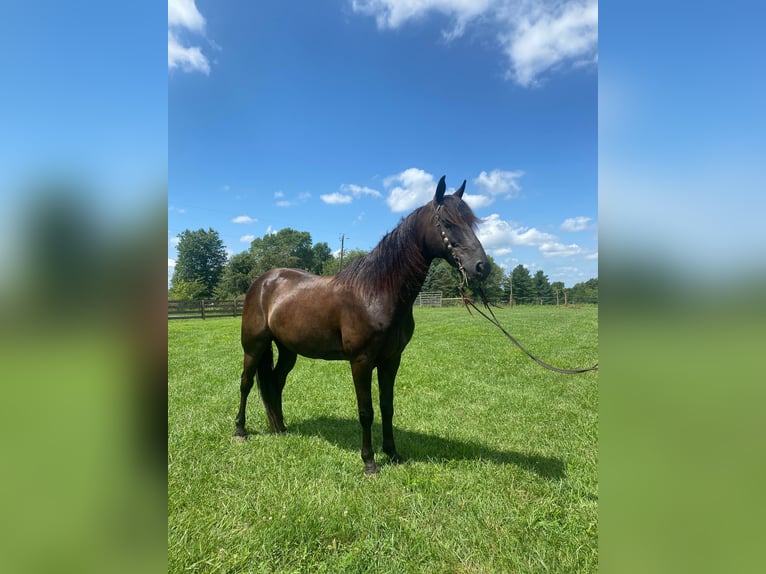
[265,341,297,433]
[235,347,264,438]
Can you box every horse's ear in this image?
[434,176,447,205]
[454,180,466,198]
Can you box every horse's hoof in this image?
[363,462,380,476]
[387,453,405,465]
[234,427,248,441]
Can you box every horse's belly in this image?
[279,329,348,361]
[268,296,348,360]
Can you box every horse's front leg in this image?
[350,358,378,475]
[378,355,404,464]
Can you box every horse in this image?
[235,176,490,474]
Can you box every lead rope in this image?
[462,285,598,374]
[435,206,598,375]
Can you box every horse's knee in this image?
[358,408,374,428]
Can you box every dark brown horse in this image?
[235,176,490,474]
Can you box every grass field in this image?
[169,305,598,573]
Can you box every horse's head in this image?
[428,176,490,281]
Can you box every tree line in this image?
[169,227,598,305]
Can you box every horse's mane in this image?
[334,196,479,304]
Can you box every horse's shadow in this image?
[289,415,566,481]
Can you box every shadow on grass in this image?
[288,415,566,480]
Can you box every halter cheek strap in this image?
[433,204,468,287]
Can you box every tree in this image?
[215,251,256,299]
[171,228,227,298]
[509,264,534,304]
[479,255,506,302]
[532,270,553,304]
[321,248,368,276]
[168,279,207,301]
[249,228,314,276]
[422,259,461,297]
[569,277,598,304]
[311,242,333,275]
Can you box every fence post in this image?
[200,299,206,319]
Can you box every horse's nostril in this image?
[476,261,488,276]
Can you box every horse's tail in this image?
[255,342,274,396]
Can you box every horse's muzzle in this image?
[474,259,491,280]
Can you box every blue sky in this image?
[169,0,598,287]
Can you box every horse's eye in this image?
[444,221,454,230]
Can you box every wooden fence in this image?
[168,299,244,320]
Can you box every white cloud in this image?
[170,236,180,247]
[478,213,593,260]
[352,0,491,30]
[477,213,557,251]
[232,215,256,224]
[474,169,523,198]
[382,167,522,212]
[351,0,597,87]
[168,0,211,75]
[168,258,176,268]
[505,0,598,87]
[340,183,382,198]
[322,183,383,206]
[239,234,256,243]
[539,241,584,257]
[560,216,591,231]
[384,168,438,212]
[463,193,495,210]
[169,0,205,30]
[275,192,310,208]
[321,192,354,205]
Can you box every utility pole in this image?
[339,234,346,271]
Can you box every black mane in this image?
[333,196,480,305]
[334,206,429,305]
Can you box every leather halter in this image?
[433,204,469,287]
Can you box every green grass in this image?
[169,305,598,573]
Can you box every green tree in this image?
[250,228,314,276]
[479,255,506,302]
[321,248,368,275]
[171,228,227,298]
[422,259,460,297]
[532,269,553,304]
[311,242,333,275]
[509,264,534,304]
[215,251,256,299]
[168,279,207,301]
[569,277,598,304]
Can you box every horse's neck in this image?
[344,209,434,309]
[376,212,433,308]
